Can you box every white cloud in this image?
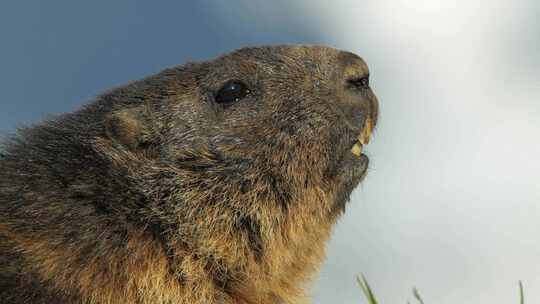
[209,1,540,302]
[301,1,540,303]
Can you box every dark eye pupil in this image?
[215,81,250,104]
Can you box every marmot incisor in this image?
[0,45,379,304]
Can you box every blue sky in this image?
[2,1,540,303]
[0,1,321,132]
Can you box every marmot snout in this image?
[0,45,378,304]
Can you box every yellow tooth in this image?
[351,142,363,156]
[358,118,373,145]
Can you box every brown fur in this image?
[0,45,378,303]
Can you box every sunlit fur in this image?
[0,45,378,303]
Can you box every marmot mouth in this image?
[350,118,374,157]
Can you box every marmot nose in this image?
[336,51,379,131]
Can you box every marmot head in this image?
[105,45,377,209]
[97,44,378,299]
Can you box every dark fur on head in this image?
[0,45,378,304]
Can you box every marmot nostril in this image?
[346,75,370,90]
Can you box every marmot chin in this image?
[0,45,379,304]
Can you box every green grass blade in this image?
[354,276,526,304]
[356,274,378,304]
[519,281,524,304]
[412,288,425,304]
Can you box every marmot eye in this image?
[215,80,251,104]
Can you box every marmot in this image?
[0,45,378,304]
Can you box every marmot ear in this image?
[104,107,153,150]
